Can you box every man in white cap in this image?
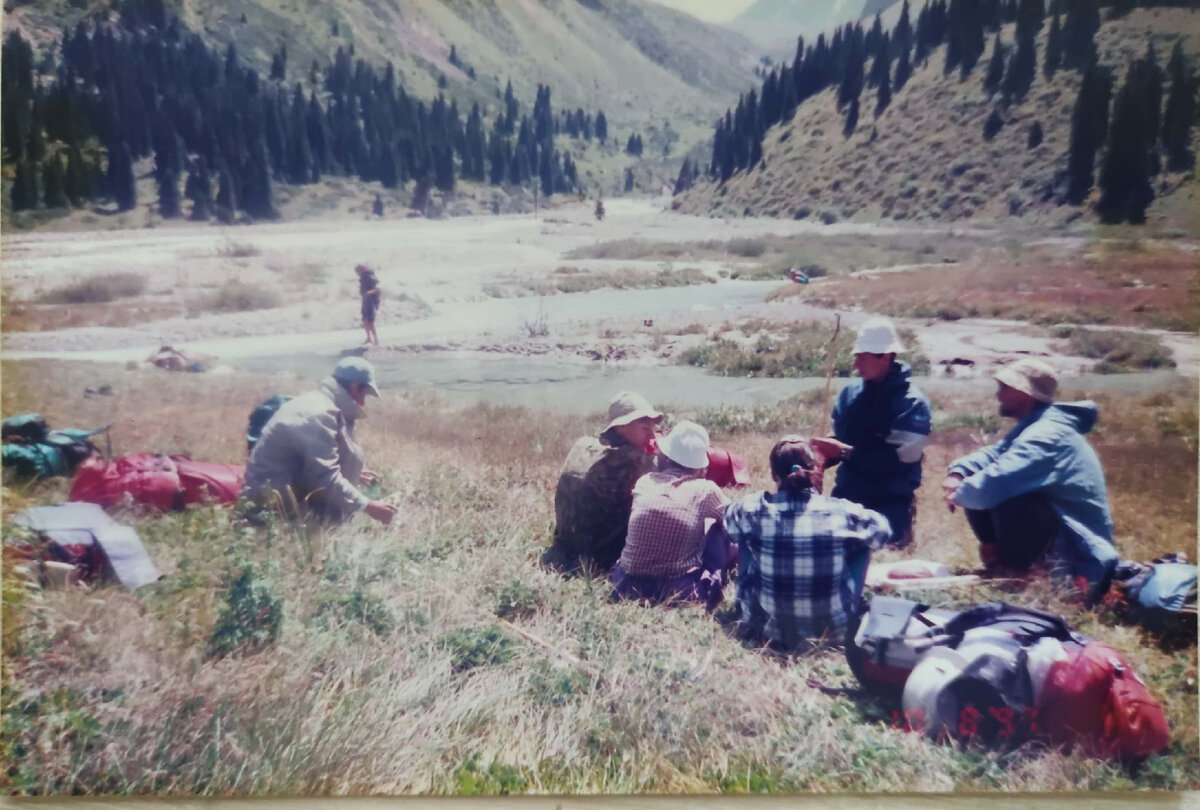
[610,420,735,605]
[242,356,397,525]
[542,391,663,574]
[825,316,931,547]
[944,357,1118,601]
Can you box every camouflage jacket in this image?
[542,431,654,574]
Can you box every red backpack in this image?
[69,454,244,511]
[1034,640,1169,760]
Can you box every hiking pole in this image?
[820,313,841,438]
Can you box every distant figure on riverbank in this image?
[242,357,396,526]
[943,357,1117,604]
[542,391,662,576]
[373,194,384,218]
[595,199,605,221]
[355,263,381,346]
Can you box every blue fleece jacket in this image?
[949,401,1117,587]
[832,361,932,501]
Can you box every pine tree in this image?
[984,33,1007,94]
[1028,121,1044,148]
[1162,41,1197,171]
[42,154,68,208]
[1001,29,1036,98]
[1065,62,1111,204]
[215,167,237,219]
[1061,0,1099,71]
[1043,14,1063,78]
[595,110,608,144]
[876,61,893,116]
[185,158,212,220]
[839,32,865,109]
[11,159,38,210]
[1097,59,1157,223]
[65,141,89,206]
[894,46,913,92]
[843,96,860,137]
[983,107,1004,140]
[112,142,137,211]
[673,158,693,195]
[158,167,181,217]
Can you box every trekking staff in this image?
[242,357,397,525]
[609,421,735,606]
[825,317,931,547]
[943,358,1118,602]
[355,263,381,347]
[542,391,663,575]
[724,435,892,652]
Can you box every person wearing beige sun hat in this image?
[542,391,664,575]
[943,357,1118,604]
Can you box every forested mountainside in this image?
[677,1,1199,227]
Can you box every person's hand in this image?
[365,499,397,525]
[942,473,964,512]
[810,437,852,468]
[359,469,379,486]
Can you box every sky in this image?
[644,0,758,24]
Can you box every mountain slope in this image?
[677,7,1200,228]
[730,0,867,49]
[6,0,760,135]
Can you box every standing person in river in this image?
[355,263,381,347]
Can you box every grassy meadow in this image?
[1,359,1197,795]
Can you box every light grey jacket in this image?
[243,377,368,519]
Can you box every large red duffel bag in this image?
[69,454,244,511]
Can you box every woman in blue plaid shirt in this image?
[724,436,892,652]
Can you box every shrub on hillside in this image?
[1065,328,1175,372]
[205,562,283,659]
[205,279,283,312]
[38,273,146,304]
[726,237,767,258]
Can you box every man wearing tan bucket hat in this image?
[943,357,1118,602]
[542,391,663,575]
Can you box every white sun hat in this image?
[659,420,710,470]
[853,317,905,355]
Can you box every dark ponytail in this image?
[769,435,819,496]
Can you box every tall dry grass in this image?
[1,360,1196,795]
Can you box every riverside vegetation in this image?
[1,359,1197,794]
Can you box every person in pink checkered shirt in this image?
[610,420,737,607]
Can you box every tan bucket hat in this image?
[604,391,664,433]
[994,358,1057,404]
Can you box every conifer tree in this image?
[11,159,38,210]
[215,167,237,220]
[1001,29,1036,98]
[1043,14,1063,77]
[624,167,634,193]
[158,167,181,217]
[1065,62,1111,204]
[839,32,865,109]
[185,158,212,220]
[894,45,913,91]
[673,158,693,195]
[42,154,68,208]
[1162,41,1197,171]
[983,107,1004,140]
[1028,121,1044,148]
[1098,58,1157,223]
[1061,0,1099,71]
[984,33,1006,93]
[65,141,89,206]
[895,0,914,59]
[112,142,137,211]
[843,96,860,137]
[876,61,893,116]
[595,110,608,144]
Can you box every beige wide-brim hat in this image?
[659,420,710,470]
[604,391,664,433]
[994,358,1057,404]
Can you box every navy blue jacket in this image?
[831,361,932,501]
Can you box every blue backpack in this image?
[246,396,292,454]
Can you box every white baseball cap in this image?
[853,317,905,355]
[659,420,710,470]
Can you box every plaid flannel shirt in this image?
[724,489,891,647]
[618,470,729,578]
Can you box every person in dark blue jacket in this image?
[944,357,1118,601]
[827,317,932,547]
